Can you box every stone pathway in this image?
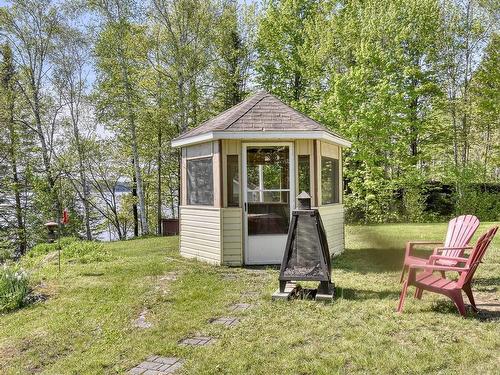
[128,278,260,373]
[128,356,184,374]
[209,317,240,327]
[246,269,269,277]
[240,290,259,298]
[229,303,252,312]
[221,273,239,280]
[179,336,216,346]
[154,272,179,295]
[133,309,152,329]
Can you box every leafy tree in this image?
[0,0,64,225]
[0,42,27,255]
[256,0,320,110]
[91,0,150,235]
[471,33,500,177]
[212,0,255,110]
[52,27,95,240]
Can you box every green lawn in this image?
[1,223,499,374]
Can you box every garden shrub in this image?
[0,240,14,263]
[0,263,30,313]
[26,238,109,265]
[453,188,500,222]
[400,171,428,223]
[62,241,109,263]
[27,237,79,259]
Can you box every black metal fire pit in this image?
[274,192,334,300]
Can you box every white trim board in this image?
[242,142,295,265]
[171,131,352,148]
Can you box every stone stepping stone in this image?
[229,303,253,312]
[133,309,152,329]
[246,269,268,277]
[240,291,259,297]
[159,272,178,282]
[209,317,240,327]
[179,336,215,346]
[221,273,239,280]
[128,356,184,374]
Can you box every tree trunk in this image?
[31,80,61,226]
[70,102,92,240]
[2,44,26,256]
[451,92,459,167]
[7,102,26,256]
[132,161,139,238]
[117,50,149,235]
[157,126,162,235]
[293,71,302,102]
[461,0,473,167]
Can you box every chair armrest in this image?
[409,263,470,273]
[429,255,469,263]
[405,241,443,258]
[407,241,443,245]
[434,246,472,253]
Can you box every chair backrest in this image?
[457,226,498,287]
[443,215,480,257]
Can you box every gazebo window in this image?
[227,155,239,207]
[321,156,339,205]
[298,155,311,194]
[187,157,214,206]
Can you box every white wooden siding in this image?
[179,206,221,264]
[318,205,345,255]
[222,208,243,265]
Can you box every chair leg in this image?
[462,283,478,312]
[399,264,408,283]
[414,288,423,299]
[449,291,467,317]
[397,280,409,312]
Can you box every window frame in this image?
[186,155,214,206]
[321,156,340,205]
[226,154,240,207]
[297,154,311,195]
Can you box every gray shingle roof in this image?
[174,91,341,140]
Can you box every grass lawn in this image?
[1,222,499,374]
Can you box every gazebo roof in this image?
[171,91,351,148]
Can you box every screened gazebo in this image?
[171,91,351,266]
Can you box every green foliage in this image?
[397,169,428,223]
[1,234,500,372]
[0,0,498,239]
[0,263,30,313]
[450,165,500,222]
[453,189,500,222]
[0,239,14,263]
[62,241,109,263]
[256,0,320,109]
[27,237,79,259]
[26,237,109,264]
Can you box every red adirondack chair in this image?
[397,226,498,316]
[400,215,480,282]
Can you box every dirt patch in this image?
[153,271,179,295]
[0,343,20,369]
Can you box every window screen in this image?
[187,157,214,206]
[321,157,339,205]
[227,155,239,207]
[298,155,310,194]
